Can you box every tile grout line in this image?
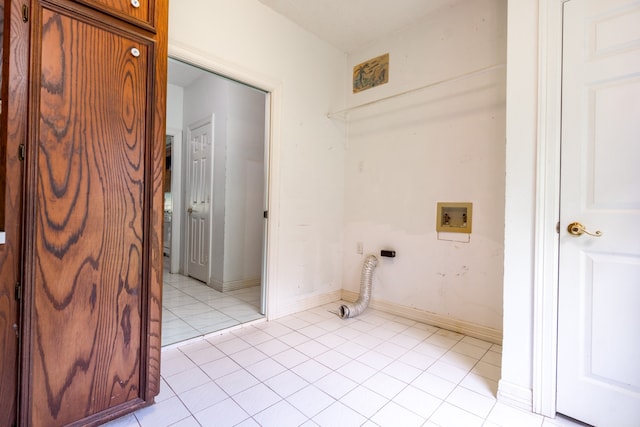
[119,303,569,427]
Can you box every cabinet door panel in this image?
[71,0,155,29]
[24,5,156,426]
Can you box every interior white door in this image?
[185,116,214,283]
[557,1,640,425]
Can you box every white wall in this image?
[169,0,347,316]
[166,84,184,131]
[342,0,507,335]
[170,0,513,347]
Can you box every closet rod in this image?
[327,63,506,119]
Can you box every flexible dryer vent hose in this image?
[338,254,378,318]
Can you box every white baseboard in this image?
[211,277,261,293]
[270,290,342,319]
[497,379,533,412]
[264,288,502,345]
[341,290,502,345]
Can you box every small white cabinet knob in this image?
[130,47,140,58]
[131,0,140,8]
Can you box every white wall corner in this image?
[498,379,533,412]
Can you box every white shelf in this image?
[0,231,5,245]
[327,63,506,120]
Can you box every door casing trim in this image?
[167,43,281,321]
[533,0,569,417]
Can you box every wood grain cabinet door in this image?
[19,3,164,426]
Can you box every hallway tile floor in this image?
[162,270,263,346]
[107,303,587,427]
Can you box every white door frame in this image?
[260,93,271,316]
[167,127,183,274]
[532,0,569,417]
[168,43,281,320]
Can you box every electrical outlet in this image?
[356,242,363,255]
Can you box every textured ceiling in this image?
[257,0,465,52]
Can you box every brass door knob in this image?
[567,222,602,237]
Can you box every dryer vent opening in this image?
[338,254,378,319]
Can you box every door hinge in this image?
[556,221,560,234]
[263,211,268,219]
[15,282,22,301]
[22,4,29,22]
[18,144,26,161]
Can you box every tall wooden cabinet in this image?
[0,0,167,425]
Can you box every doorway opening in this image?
[163,58,269,346]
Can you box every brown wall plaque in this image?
[353,53,389,93]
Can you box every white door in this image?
[557,1,640,425]
[185,116,214,283]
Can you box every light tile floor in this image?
[107,303,588,427]
[163,269,263,346]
